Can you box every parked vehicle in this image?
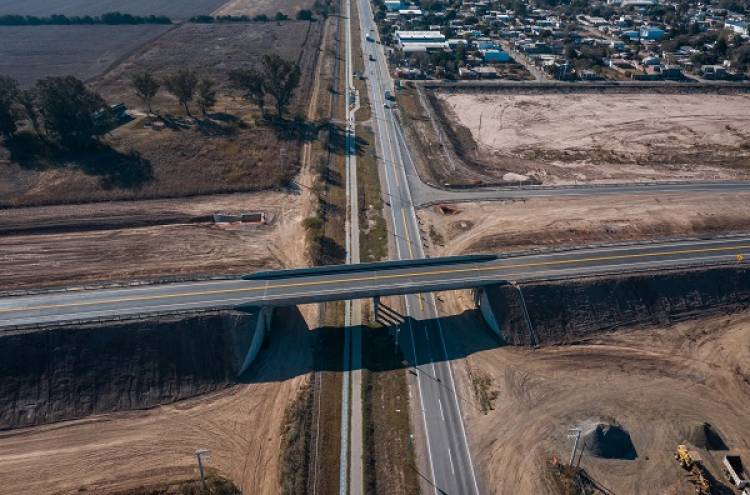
[724,455,750,489]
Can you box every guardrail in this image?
[243,254,497,280]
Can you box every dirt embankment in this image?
[0,306,315,495]
[419,193,750,257]
[0,311,258,430]
[438,267,750,494]
[0,191,309,292]
[488,266,750,346]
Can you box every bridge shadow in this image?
[239,303,503,384]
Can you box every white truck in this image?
[724,455,750,490]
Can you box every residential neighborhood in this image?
[370,0,750,80]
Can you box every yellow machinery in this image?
[675,445,712,495]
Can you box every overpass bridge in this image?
[2,235,750,330]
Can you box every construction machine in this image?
[675,445,712,495]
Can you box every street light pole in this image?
[195,448,211,492]
[567,429,581,466]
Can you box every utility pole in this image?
[567,428,582,466]
[195,448,211,492]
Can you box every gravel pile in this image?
[580,421,637,460]
[684,422,727,451]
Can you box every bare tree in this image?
[196,78,217,116]
[132,71,160,114]
[163,69,198,116]
[229,68,267,118]
[261,54,301,119]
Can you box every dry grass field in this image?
[0,20,323,207]
[429,89,750,185]
[0,0,228,19]
[0,25,173,87]
[215,0,316,17]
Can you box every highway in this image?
[2,236,750,330]
[353,1,480,492]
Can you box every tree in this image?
[296,9,314,20]
[132,71,160,114]
[229,68,267,118]
[262,54,301,119]
[0,75,19,140]
[275,11,289,21]
[16,88,42,137]
[196,77,217,115]
[34,76,110,149]
[163,69,198,116]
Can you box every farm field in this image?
[0,25,172,87]
[428,89,750,185]
[0,20,324,207]
[0,0,229,19]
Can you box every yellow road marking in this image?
[3,243,750,315]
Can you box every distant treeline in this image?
[189,10,317,23]
[189,13,287,23]
[0,12,172,26]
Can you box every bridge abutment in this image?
[238,306,274,376]
[474,286,504,342]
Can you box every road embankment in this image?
[0,310,260,430]
[485,266,750,345]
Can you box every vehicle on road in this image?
[366,34,373,42]
[369,54,375,61]
[384,90,394,101]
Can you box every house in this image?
[481,49,512,62]
[396,30,448,52]
[725,19,749,35]
[639,26,665,41]
[701,64,728,79]
[385,0,404,11]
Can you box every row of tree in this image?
[0,12,171,26]
[132,54,301,119]
[0,75,113,149]
[0,54,302,150]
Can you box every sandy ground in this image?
[418,192,750,256]
[436,91,750,184]
[214,0,315,17]
[0,306,315,495]
[438,292,750,494]
[0,191,310,291]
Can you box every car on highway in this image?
[369,54,375,61]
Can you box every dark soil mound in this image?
[581,422,637,460]
[684,422,728,451]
